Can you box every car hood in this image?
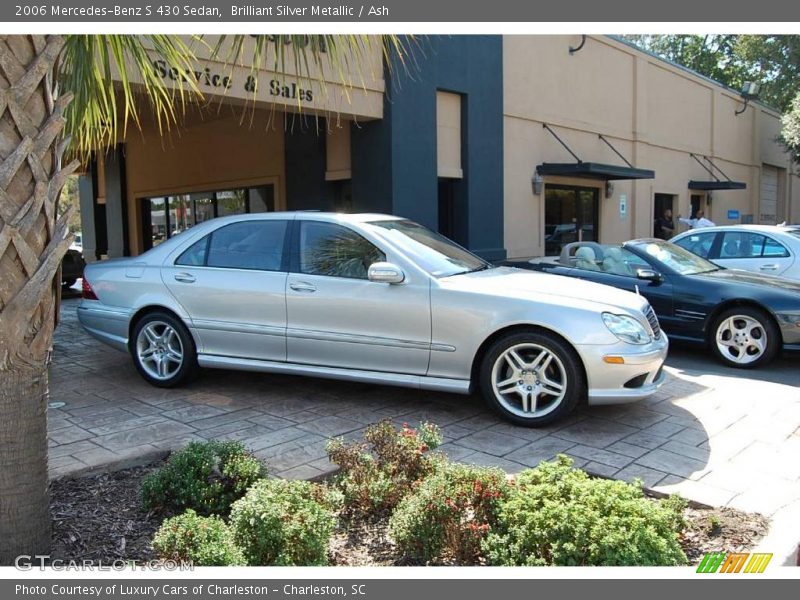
[442,266,650,314]
[697,268,800,294]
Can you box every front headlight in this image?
[602,312,651,345]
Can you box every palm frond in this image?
[58,35,204,163]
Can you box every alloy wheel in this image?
[715,314,767,365]
[136,320,184,381]
[490,342,567,419]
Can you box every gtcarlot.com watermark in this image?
[14,555,193,571]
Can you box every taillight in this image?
[82,278,98,300]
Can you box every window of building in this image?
[298,221,385,279]
[141,184,275,251]
[436,91,463,179]
[216,190,247,217]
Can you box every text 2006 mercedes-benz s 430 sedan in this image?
[78,212,668,426]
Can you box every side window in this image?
[205,220,287,271]
[176,236,208,266]
[719,232,765,259]
[763,236,790,258]
[599,247,649,277]
[674,232,716,258]
[298,221,386,279]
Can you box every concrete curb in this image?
[48,450,170,482]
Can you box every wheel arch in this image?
[128,305,198,353]
[470,323,588,396]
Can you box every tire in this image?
[710,306,779,369]
[479,330,584,427]
[131,311,198,387]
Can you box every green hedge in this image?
[482,456,688,566]
[229,478,336,566]
[141,440,267,515]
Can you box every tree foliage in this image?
[781,93,800,164]
[623,35,800,112]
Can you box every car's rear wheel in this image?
[131,312,198,387]
[710,307,779,369]
[479,330,584,427]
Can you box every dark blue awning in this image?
[537,162,655,181]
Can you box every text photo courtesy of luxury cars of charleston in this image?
[77,212,800,428]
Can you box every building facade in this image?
[79,34,799,262]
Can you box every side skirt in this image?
[197,354,472,395]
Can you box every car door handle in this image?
[173,272,196,283]
[289,281,316,293]
[759,264,779,271]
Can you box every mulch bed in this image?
[50,461,769,566]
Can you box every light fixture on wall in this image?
[532,170,544,195]
[735,81,761,116]
[605,180,615,199]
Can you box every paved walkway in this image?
[49,296,800,530]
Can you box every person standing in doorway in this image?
[655,208,675,239]
[678,209,715,229]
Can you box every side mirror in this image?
[368,262,405,284]
[636,268,662,283]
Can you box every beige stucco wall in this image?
[123,106,286,255]
[503,35,795,259]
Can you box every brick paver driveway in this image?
[49,295,800,524]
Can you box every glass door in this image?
[544,185,599,255]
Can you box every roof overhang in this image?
[537,162,655,181]
[688,180,747,191]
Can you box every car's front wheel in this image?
[131,312,198,387]
[710,306,779,369]
[479,330,584,427]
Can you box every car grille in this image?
[644,305,661,339]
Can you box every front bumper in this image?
[577,332,669,405]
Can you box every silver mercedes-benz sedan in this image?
[78,212,668,426]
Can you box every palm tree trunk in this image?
[0,34,77,564]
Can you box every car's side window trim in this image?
[173,219,290,273]
[707,232,723,260]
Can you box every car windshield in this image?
[634,239,719,275]
[365,219,490,277]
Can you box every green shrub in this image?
[152,509,245,566]
[389,463,510,563]
[326,420,444,516]
[229,478,336,566]
[482,456,688,566]
[140,440,266,515]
